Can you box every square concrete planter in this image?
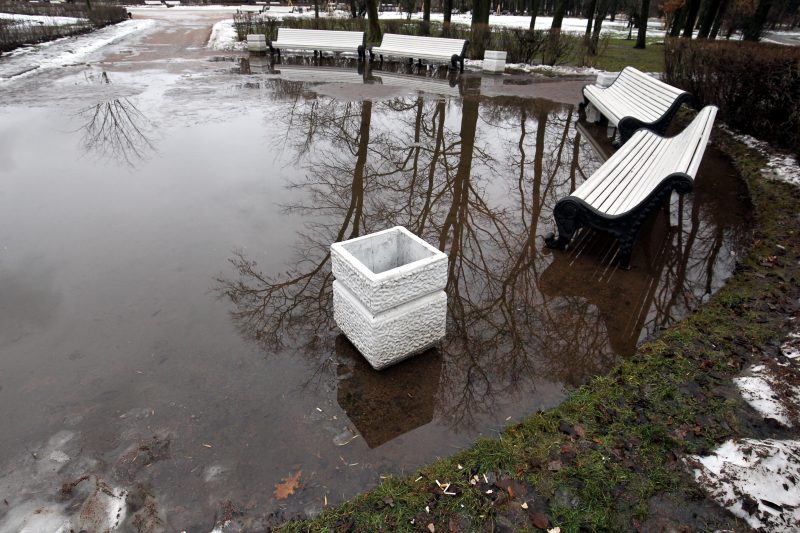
[247,34,268,54]
[331,226,447,370]
[483,50,507,73]
[596,71,620,88]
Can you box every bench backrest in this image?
[605,66,688,123]
[574,106,718,216]
[275,28,364,47]
[377,33,467,56]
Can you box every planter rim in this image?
[330,226,446,282]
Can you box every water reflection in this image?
[73,72,156,167]
[216,90,749,439]
[336,335,442,448]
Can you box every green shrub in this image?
[664,37,800,157]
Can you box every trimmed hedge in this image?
[665,37,800,157]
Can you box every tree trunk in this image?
[697,0,721,37]
[472,0,491,24]
[669,6,685,36]
[422,0,431,34]
[743,0,773,40]
[585,0,598,37]
[365,0,382,41]
[634,0,650,47]
[709,0,729,38]
[550,0,567,30]
[681,0,701,37]
[589,0,607,54]
[443,0,452,29]
[529,0,539,29]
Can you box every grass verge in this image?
[274,123,799,531]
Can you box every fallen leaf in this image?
[574,425,585,438]
[547,528,561,533]
[427,523,436,532]
[521,501,528,509]
[274,470,301,500]
[547,459,562,472]
[531,512,549,529]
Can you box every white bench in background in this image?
[269,28,366,60]
[545,106,718,269]
[369,34,469,72]
[583,66,692,144]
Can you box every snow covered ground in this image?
[690,326,800,532]
[207,19,246,51]
[724,126,800,188]
[0,19,154,81]
[689,439,800,532]
[0,12,87,27]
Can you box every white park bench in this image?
[545,106,718,269]
[369,34,469,72]
[269,28,367,60]
[582,66,692,144]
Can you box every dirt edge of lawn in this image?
[270,124,799,533]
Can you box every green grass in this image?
[585,38,666,72]
[274,125,800,532]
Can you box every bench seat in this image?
[545,106,718,269]
[369,34,469,72]
[270,28,366,60]
[583,66,692,144]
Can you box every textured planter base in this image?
[247,34,268,53]
[333,281,446,370]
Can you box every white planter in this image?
[331,226,447,370]
[483,50,506,73]
[596,71,620,88]
[247,34,268,53]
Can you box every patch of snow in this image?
[48,450,71,463]
[0,19,155,82]
[688,439,800,532]
[783,331,800,360]
[71,483,127,532]
[0,501,72,533]
[507,62,600,76]
[0,12,87,26]
[734,365,796,427]
[723,126,800,188]
[207,19,246,51]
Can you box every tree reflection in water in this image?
[216,80,748,440]
[74,71,156,167]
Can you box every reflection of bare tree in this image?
[215,90,748,440]
[215,100,374,353]
[74,72,156,167]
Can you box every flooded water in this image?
[0,10,752,532]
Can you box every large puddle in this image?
[0,16,752,531]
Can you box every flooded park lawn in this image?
[0,10,753,531]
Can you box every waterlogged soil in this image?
[0,10,753,532]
